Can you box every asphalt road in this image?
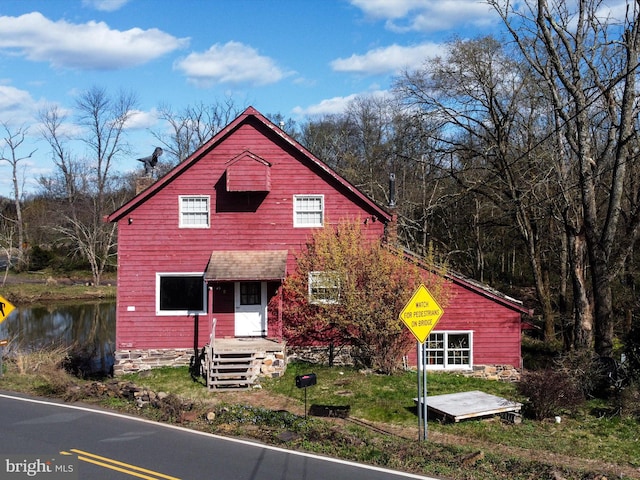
[0,392,439,480]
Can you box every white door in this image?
[234,281,267,336]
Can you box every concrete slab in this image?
[414,390,522,422]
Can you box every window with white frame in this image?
[308,271,340,304]
[156,273,206,315]
[423,331,472,369]
[179,196,210,228]
[294,195,324,227]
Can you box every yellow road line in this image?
[61,449,181,480]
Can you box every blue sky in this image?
[0,0,507,196]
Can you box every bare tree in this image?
[395,36,560,342]
[0,123,35,269]
[0,211,15,285]
[491,0,640,357]
[151,97,244,164]
[39,86,138,285]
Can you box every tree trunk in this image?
[568,231,593,349]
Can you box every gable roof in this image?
[106,106,392,223]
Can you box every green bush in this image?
[28,245,54,271]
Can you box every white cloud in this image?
[0,12,189,70]
[174,41,287,88]
[0,85,35,113]
[331,43,444,75]
[0,85,42,125]
[82,0,130,12]
[350,0,497,33]
[125,109,159,130]
[293,95,359,116]
[293,90,392,116]
[350,0,427,19]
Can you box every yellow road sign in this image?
[399,284,444,343]
[0,294,16,324]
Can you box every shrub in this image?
[623,321,640,386]
[28,245,54,271]
[10,345,75,396]
[555,349,619,399]
[517,369,585,420]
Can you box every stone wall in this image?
[461,364,521,382]
[114,347,287,379]
[288,346,521,381]
[287,345,355,366]
[114,347,519,383]
[114,349,194,375]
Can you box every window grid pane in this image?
[181,197,209,227]
[425,333,444,365]
[309,271,340,304]
[295,196,323,227]
[240,282,261,305]
[425,332,470,368]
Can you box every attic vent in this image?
[225,150,271,192]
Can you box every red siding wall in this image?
[115,120,386,350]
[226,156,270,191]
[406,282,522,368]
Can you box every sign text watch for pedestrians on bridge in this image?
[0,294,16,324]
[399,284,443,343]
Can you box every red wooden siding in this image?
[113,114,387,351]
[109,107,527,370]
[226,151,271,192]
[406,281,522,368]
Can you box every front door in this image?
[234,281,267,336]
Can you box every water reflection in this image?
[0,301,116,376]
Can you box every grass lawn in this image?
[119,361,640,475]
[3,348,639,479]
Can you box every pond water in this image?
[0,300,116,377]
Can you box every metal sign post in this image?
[399,284,444,442]
[0,339,7,378]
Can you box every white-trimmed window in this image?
[294,195,324,227]
[423,331,473,369]
[156,273,206,315]
[308,271,340,304]
[180,196,210,228]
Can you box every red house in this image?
[106,107,530,384]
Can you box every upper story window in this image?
[180,196,210,228]
[294,195,324,227]
[308,271,341,305]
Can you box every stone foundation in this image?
[287,345,355,366]
[461,364,521,382]
[114,347,519,383]
[114,346,288,379]
[288,346,520,382]
[114,349,194,375]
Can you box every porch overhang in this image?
[204,250,288,282]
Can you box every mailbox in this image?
[295,373,317,388]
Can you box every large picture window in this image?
[423,331,472,369]
[294,195,324,227]
[308,271,340,304]
[180,196,210,228]
[157,273,206,315]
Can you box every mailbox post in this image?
[295,373,317,418]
